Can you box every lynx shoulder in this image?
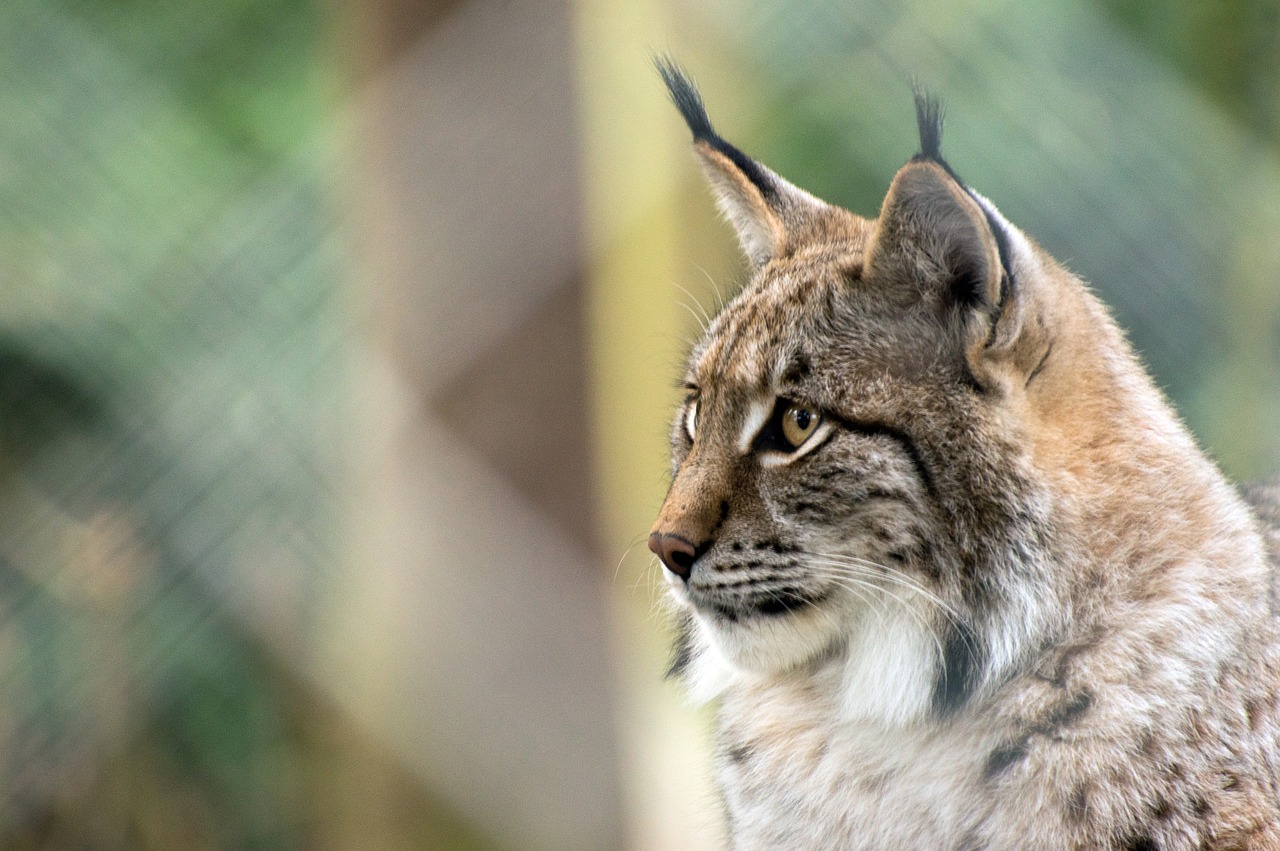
[649,59,1280,850]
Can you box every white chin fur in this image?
[678,600,838,704]
[836,592,936,726]
[679,588,939,727]
[711,604,839,671]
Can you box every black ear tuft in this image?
[910,83,964,186]
[912,82,945,163]
[654,56,779,204]
[655,55,716,142]
[907,83,1016,308]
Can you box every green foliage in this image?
[1096,0,1280,142]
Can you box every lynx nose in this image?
[649,532,698,580]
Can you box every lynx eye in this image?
[754,398,827,458]
[781,403,820,448]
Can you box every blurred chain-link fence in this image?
[0,0,354,845]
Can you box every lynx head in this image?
[647,61,1139,725]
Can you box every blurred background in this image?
[0,0,1277,847]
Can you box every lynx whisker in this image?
[802,552,965,625]
[801,563,947,662]
[795,554,981,668]
[692,264,728,313]
[614,534,649,583]
[673,282,712,331]
[675,298,709,333]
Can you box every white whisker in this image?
[693,264,728,313]
[613,534,648,583]
[673,282,712,330]
[802,552,965,623]
[796,550,981,663]
[802,566,942,658]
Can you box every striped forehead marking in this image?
[728,341,767,385]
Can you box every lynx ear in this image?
[865,91,1024,388]
[866,160,1005,313]
[657,58,829,267]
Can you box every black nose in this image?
[648,532,698,580]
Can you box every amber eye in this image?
[781,404,820,448]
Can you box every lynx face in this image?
[663,253,957,677]
[665,260,935,666]
[650,63,1064,722]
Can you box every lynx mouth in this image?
[691,586,827,621]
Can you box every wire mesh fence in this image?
[0,0,354,845]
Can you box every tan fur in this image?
[651,71,1280,850]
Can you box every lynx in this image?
[648,60,1280,850]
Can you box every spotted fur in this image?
[650,61,1280,850]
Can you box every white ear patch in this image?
[702,167,783,267]
[969,191,1040,279]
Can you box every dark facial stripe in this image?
[1025,341,1054,388]
[782,352,811,385]
[828,413,937,499]
[983,738,1029,781]
[750,587,824,616]
[665,614,695,680]
[932,619,984,716]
